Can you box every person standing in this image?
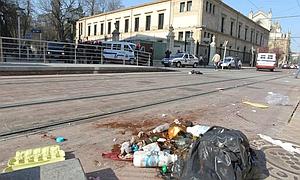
[295,61,300,78]
[212,53,221,70]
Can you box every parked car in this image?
[281,64,290,69]
[46,42,65,61]
[161,53,199,68]
[219,56,242,69]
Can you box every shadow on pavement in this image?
[249,149,270,179]
[86,168,119,180]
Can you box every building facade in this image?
[249,10,291,64]
[76,0,269,63]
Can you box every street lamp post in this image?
[16,8,24,61]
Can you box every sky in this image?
[125,0,300,52]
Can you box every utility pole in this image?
[222,40,228,70]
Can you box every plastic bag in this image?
[181,127,257,180]
[265,92,289,106]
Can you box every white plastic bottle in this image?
[133,151,177,167]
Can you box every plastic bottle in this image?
[152,123,170,133]
[133,151,177,167]
[186,125,211,137]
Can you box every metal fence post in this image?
[136,51,139,66]
[100,47,103,64]
[0,37,3,62]
[43,42,46,63]
[148,53,151,66]
[74,44,77,64]
[27,47,29,61]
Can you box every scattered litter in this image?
[258,134,300,155]
[113,138,117,142]
[161,114,167,118]
[189,70,203,75]
[243,101,269,109]
[186,125,211,137]
[252,110,257,113]
[265,92,290,106]
[216,88,224,91]
[3,145,65,173]
[152,123,170,133]
[133,150,177,167]
[102,119,257,180]
[232,103,236,106]
[55,136,65,143]
[93,160,102,167]
[284,80,290,83]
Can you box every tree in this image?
[106,0,123,12]
[37,0,83,41]
[0,0,19,37]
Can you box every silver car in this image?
[219,56,242,69]
[161,53,199,68]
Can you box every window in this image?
[256,32,258,44]
[268,55,273,59]
[112,44,121,50]
[230,21,234,36]
[146,15,151,31]
[94,24,97,36]
[213,5,215,14]
[221,17,225,33]
[189,54,194,59]
[178,32,183,41]
[261,55,266,59]
[187,1,192,11]
[210,34,214,41]
[134,17,139,32]
[158,13,164,29]
[260,34,263,45]
[115,21,119,31]
[204,32,207,38]
[180,2,185,12]
[185,31,191,40]
[209,3,212,13]
[125,19,129,33]
[103,43,111,49]
[238,24,241,38]
[184,54,189,58]
[207,33,210,38]
[124,45,133,52]
[100,23,104,35]
[250,30,254,42]
[108,22,111,34]
[244,28,248,40]
[206,1,209,12]
[88,25,91,36]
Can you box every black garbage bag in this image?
[181,127,256,180]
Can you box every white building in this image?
[76,0,269,63]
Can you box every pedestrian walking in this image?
[212,53,221,70]
[165,50,171,58]
[295,61,300,79]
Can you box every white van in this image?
[102,41,136,64]
[256,53,277,71]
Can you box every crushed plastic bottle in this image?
[187,125,211,137]
[133,151,177,167]
[152,123,170,133]
[265,92,289,106]
[142,142,160,152]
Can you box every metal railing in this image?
[0,37,152,66]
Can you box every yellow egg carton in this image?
[3,145,65,173]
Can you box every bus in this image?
[256,53,277,71]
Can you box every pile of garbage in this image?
[102,119,260,180]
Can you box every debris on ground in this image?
[56,136,65,143]
[258,134,300,155]
[265,92,290,106]
[102,118,259,180]
[243,101,269,109]
[3,145,65,173]
[189,70,203,75]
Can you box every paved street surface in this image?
[0,68,299,179]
